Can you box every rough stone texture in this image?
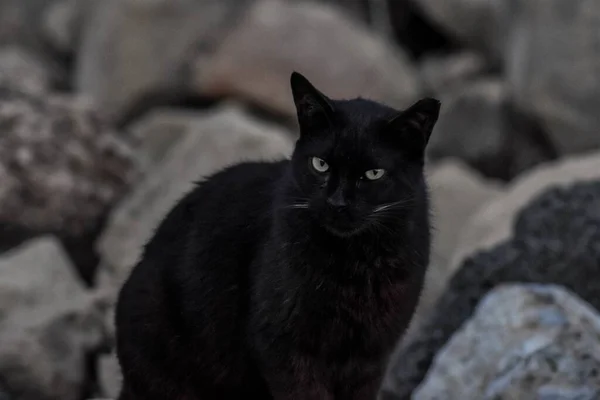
[0,237,106,400]
[41,0,97,54]
[0,87,138,237]
[192,0,421,119]
[0,46,58,93]
[414,284,600,399]
[97,106,294,291]
[453,150,600,267]
[506,0,600,155]
[383,179,600,399]
[126,108,214,172]
[420,160,502,313]
[426,79,555,180]
[420,51,488,94]
[75,0,249,122]
[412,0,506,59]
[98,353,121,399]
[0,0,56,50]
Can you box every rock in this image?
[453,150,600,266]
[411,0,505,59]
[414,284,600,400]
[0,0,56,50]
[384,178,600,399]
[420,51,488,94]
[426,79,555,180]
[420,160,502,312]
[0,237,106,400]
[41,0,97,54]
[97,106,294,291]
[0,86,138,237]
[75,0,249,123]
[381,160,503,395]
[98,353,121,398]
[506,0,600,155]
[191,0,421,120]
[126,108,212,171]
[0,46,59,93]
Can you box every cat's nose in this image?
[327,193,347,208]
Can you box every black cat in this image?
[115,72,440,400]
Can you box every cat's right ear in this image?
[290,71,334,133]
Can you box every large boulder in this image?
[426,79,556,180]
[0,46,59,93]
[411,0,506,59]
[0,237,106,400]
[414,284,600,399]
[384,164,600,398]
[97,106,294,291]
[41,0,98,54]
[191,0,421,120]
[506,0,600,155]
[0,87,137,238]
[75,0,250,122]
[419,51,488,94]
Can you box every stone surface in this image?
[97,106,294,291]
[41,0,97,54]
[453,150,600,267]
[0,237,106,400]
[408,160,502,329]
[384,179,600,399]
[0,87,138,237]
[420,51,488,94]
[427,79,555,180]
[0,46,58,93]
[506,0,600,155]
[75,0,249,122]
[414,284,600,400]
[412,0,506,59]
[98,353,121,399]
[192,0,421,119]
[0,0,56,50]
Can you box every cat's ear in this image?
[290,71,334,133]
[385,98,441,155]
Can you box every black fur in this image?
[115,72,441,400]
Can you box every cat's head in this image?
[286,71,440,237]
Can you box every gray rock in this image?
[412,0,506,59]
[416,160,502,320]
[0,87,138,237]
[0,46,58,93]
[191,0,421,120]
[75,0,249,122]
[98,353,121,398]
[0,237,106,400]
[420,51,488,94]
[414,284,600,400]
[41,0,97,54]
[427,79,555,180]
[384,178,600,399]
[506,0,600,155]
[0,0,57,50]
[97,106,294,291]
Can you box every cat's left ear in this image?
[385,98,441,154]
[290,71,334,134]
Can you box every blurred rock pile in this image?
[0,0,598,399]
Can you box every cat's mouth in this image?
[321,212,366,237]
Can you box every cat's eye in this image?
[364,169,386,180]
[310,157,329,173]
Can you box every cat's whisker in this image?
[373,198,415,213]
[285,203,309,209]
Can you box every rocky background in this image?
[0,0,598,399]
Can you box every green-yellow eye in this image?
[310,157,329,173]
[365,169,385,180]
